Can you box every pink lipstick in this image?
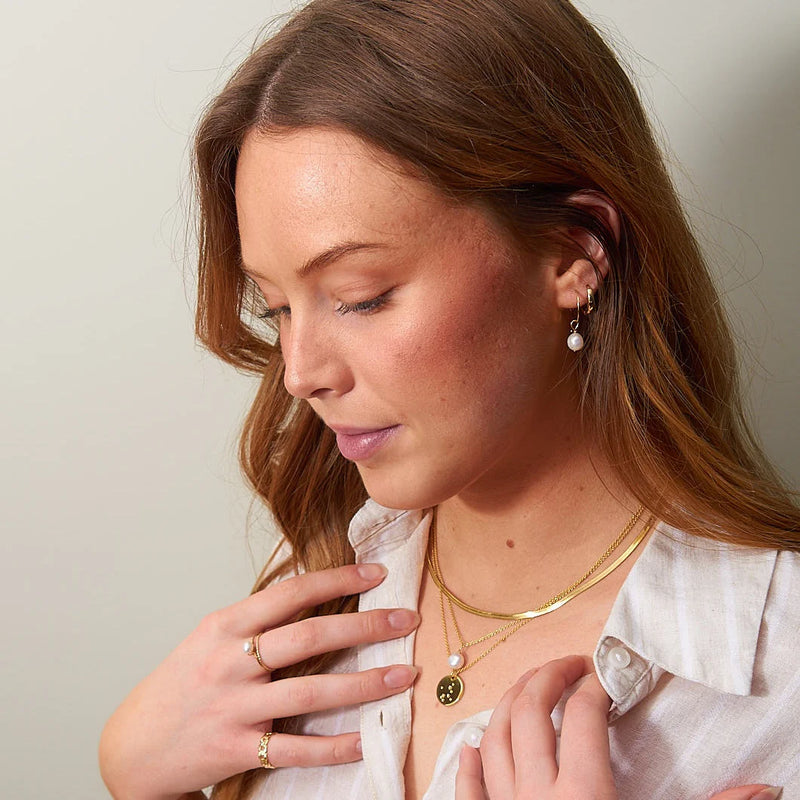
[334,426,399,461]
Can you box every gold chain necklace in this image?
[435,591,532,705]
[427,505,646,620]
[430,507,653,706]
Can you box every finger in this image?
[454,745,486,800]
[246,732,363,769]
[254,608,420,673]
[708,786,783,800]
[230,564,388,635]
[556,673,614,789]
[479,668,537,799]
[509,655,587,792]
[248,665,419,722]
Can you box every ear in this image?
[553,191,620,311]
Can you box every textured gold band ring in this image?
[243,633,274,673]
[258,731,277,769]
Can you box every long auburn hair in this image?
[193,1,799,795]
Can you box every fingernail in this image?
[355,738,362,754]
[384,665,418,688]
[752,788,783,800]
[357,563,387,581]
[388,609,420,630]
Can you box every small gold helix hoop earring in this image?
[585,286,596,315]
[566,286,596,352]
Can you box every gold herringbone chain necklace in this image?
[429,506,651,706]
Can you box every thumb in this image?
[709,785,782,800]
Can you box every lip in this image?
[331,425,400,462]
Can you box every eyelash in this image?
[257,290,393,320]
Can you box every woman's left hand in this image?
[455,655,616,800]
[455,655,782,800]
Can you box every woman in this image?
[99,1,800,798]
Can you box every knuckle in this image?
[210,727,239,765]
[478,727,502,752]
[277,576,306,607]
[329,738,350,764]
[287,680,318,709]
[336,566,355,590]
[511,692,543,717]
[361,611,383,639]
[280,741,301,766]
[194,652,226,686]
[197,609,227,639]
[359,672,378,698]
[286,620,320,654]
[565,690,598,715]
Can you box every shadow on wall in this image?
[687,39,800,488]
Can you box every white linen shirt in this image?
[252,500,800,800]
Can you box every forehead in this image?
[234,126,521,288]
[235,127,442,257]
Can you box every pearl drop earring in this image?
[567,295,584,351]
[566,287,596,352]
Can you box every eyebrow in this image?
[243,241,388,282]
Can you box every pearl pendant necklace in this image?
[428,506,651,707]
[448,651,465,669]
[436,651,467,706]
[435,592,529,707]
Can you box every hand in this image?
[454,655,782,800]
[455,655,616,800]
[99,563,420,800]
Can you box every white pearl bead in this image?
[567,332,584,351]
[468,729,483,748]
[448,652,465,669]
[608,645,631,669]
[243,640,253,654]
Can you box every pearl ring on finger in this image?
[244,632,274,673]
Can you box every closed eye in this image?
[336,289,394,316]
[257,305,289,320]
[256,289,394,320]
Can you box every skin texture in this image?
[100,127,776,800]
[98,565,422,800]
[453,658,781,800]
[235,127,593,514]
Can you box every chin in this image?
[357,463,461,512]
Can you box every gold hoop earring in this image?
[585,286,596,314]
[566,287,597,352]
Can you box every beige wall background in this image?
[1,1,797,797]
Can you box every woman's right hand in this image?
[99,563,419,800]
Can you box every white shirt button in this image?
[608,645,632,669]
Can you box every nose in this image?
[281,317,353,400]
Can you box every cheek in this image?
[378,290,543,422]
[388,301,483,398]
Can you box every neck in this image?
[433,442,644,615]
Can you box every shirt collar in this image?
[347,498,426,556]
[348,502,778,709]
[597,523,777,708]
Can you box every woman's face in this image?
[235,127,575,511]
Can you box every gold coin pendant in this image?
[436,674,464,706]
